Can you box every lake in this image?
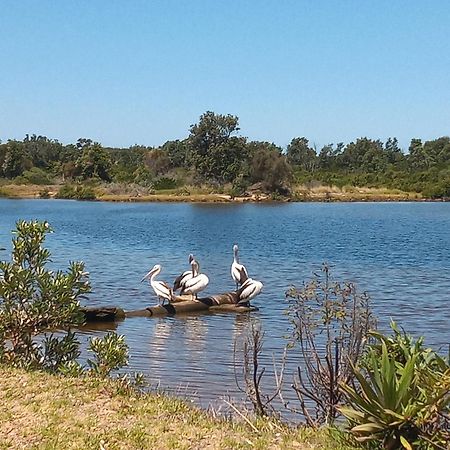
[0,199,449,410]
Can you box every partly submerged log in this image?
[81,292,257,322]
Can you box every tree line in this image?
[1,111,449,198]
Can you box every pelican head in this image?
[233,244,239,254]
[188,253,194,263]
[141,264,161,282]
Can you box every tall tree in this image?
[248,143,292,193]
[161,140,189,168]
[2,141,28,178]
[78,142,112,181]
[286,137,317,171]
[188,111,247,183]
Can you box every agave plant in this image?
[339,322,450,450]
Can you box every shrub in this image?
[87,332,129,378]
[339,322,450,449]
[284,264,376,426]
[20,167,54,185]
[56,184,96,200]
[0,220,90,371]
[152,177,177,190]
[422,180,450,199]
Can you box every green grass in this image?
[0,367,359,449]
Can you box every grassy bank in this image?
[0,182,424,203]
[0,367,358,450]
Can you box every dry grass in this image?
[0,184,59,199]
[0,367,358,450]
[293,184,421,201]
[0,182,422,203]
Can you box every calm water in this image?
[0,199,449,408]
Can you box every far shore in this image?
[0,182,441,203]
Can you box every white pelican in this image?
[236,268,263,305]
[180,259,209,299]
[173,254,195,292]
[141,264,173,305]
[231,244,248,290]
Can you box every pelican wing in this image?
[181,274,209,296]
[231,262,248,285]
[152,280,173,301]
[173,269,192,291]
[237,279,263,304]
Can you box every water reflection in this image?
[78,320,121,333]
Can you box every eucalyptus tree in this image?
[188,111,248,183]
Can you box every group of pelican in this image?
[141,244,263,307]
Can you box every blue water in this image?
[0,199,449,407]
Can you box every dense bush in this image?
[87,332,129,378]
[152,177,178,190]
[339,322,450,449]
[0,220,130,380]
[0,220,90,370]
[17,167,54,185]
[56,184,96,200]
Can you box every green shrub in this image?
[339,322,450,449]
[153,177,177,190]
[0,221,130,381]
[0,220,90,371]
[56,184,96,200]
[20,167,54,185]
[422,180,450,199]
[56,184,75,198]
[87,332,129,378]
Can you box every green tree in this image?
[161,140,189,168]
[22,134,64,170]
[188,111,247,183]
[287,137,318,171]
[340,138,386,172]
[408,138,428,170]
[2,141,29,178]
[318,143,344,170]
[78,142,112,181]
[144,149,171,176]
[249,144,292,193]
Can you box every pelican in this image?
[173,253,195,292]
[231,244,248,290]
[236,268,263,306]
[141,264,173,305]
[180,259,209,299]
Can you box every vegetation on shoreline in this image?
[1,111,449,202]
[0,181,422,203]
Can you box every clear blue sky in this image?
[1,0,449,150]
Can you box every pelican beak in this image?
[141,267,155,282]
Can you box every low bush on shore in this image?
[56,183,96,200]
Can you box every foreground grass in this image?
[0,367,358,450]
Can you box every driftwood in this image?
[81,292,257,322]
